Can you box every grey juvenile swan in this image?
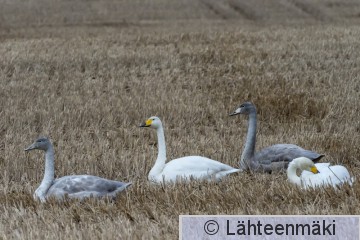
[229,102,324,173]
[25,137,131,202]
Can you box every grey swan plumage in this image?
[229,102,324,173]
[25,137,131,202]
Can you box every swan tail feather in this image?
[108,182,132,199]
[312,154,325,163]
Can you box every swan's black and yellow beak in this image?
[139,119,153,128]
[310,166,320,174]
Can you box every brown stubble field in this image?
[1,0,360,239]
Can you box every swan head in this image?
[229,102,256,116]
[25,137,51,151]
[291,157,319,174]
[139,116,162,129]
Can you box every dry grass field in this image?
[1,0,360,239]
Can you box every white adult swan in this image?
[287,157,353,189]
[139,116,241,183]
[25,137,132,202]
[229,102,324,173]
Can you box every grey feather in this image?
[25,137,132,202]
[48,176,132,200]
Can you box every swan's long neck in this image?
[149,125,167,181]
[240,112,257,170]
[35,145,55,200]
[287,162,301,186]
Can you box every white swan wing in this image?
[315,163,331,169]
[47,175,131,199]
[165,156,237,172]
[301,165,352,188]
[323,165,353,185]
[160,156,240,181]
[300,172,332,188]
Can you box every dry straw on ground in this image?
[1,0,360,239]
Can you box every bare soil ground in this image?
[1,0,360,239]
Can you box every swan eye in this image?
[240,105,244,108]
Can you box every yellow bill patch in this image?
[310,166,319,174]
[145,119,153,126]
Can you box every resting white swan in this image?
[139,116,241,183]
[229,102,324,173]
[287,157,353,189]
[25,137,131,202]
